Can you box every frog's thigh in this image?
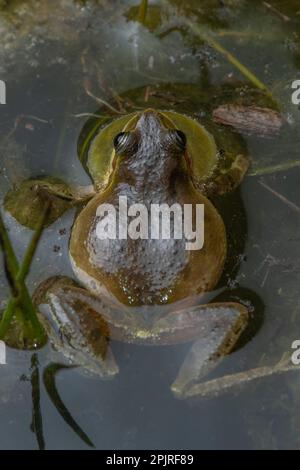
[33,276,118,378]
[171,302,248,398]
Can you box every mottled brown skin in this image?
[70,111,226,306]
[32,109,250,397]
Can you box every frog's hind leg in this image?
[170,302,248,399]
[198,154,250,197]
[33,276,119,379]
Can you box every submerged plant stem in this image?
[0,205,49,342]
[162,1,275,101]
[137,0,148,24]
[0,211,19,276]
[259,180,300,215]
[249,160,300,176]
[184,18,274,100]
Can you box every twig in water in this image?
[249,160,300,177]
[259,180,300,215]
[263,1,290,22]
[83,78,122,115]
[144,86,151,102]
[71,113,108,119]
[18,114,49,124]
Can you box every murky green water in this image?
[0,0,300,450]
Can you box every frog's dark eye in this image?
[113,132,137,155]
[167,129,187,152]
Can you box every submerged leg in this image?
[33,276,118,378]
[169,302,248,398]
[34,276,249,394]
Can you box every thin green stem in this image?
[161,0,276,102]
[17,204,49,282]
[0,297,19,338]
[0,211,19,276]
[184,18,274,100]
[249,160,300,176]
[137,0,148,24]
[0,204,49,342]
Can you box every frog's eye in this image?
[113,132,137,155]
[167,129,187,152]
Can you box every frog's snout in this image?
[136,108,163,132]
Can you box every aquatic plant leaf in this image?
[30,354,45,450]
[4,177,76,229]
[43,363,94,448]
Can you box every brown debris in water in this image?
[213,104,284,137]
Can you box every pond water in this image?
[0,0,300,450]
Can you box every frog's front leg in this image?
[5,177,95,229]
[197,154,250,197]
[164,302,249,399]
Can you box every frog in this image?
[5,107,250,399]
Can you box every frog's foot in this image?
[170,302,248,399]
[33,276,118,379]
[198,154,250,197]
[5,177,95,229]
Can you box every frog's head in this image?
[112,109,187,187]
[85,109,218,192]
